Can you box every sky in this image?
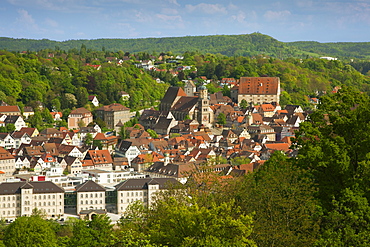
[0,0,370,43]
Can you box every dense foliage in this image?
[286,41,370,60]
[3,33,370,60]
[0,49,168,119]
[0,33,310,58]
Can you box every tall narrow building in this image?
[197,85,212,127]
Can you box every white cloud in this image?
[167,0,179,6]
[16,9,39,30]
[263,10,291,21]
[8,0,101,13]
[45,18,58,27]
[155,14,182,22]
[232,11,246,23]
[295,0,313,8]
[134,10,153,23]
[185,3,227,15]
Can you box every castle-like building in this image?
[158,81,214,128]
[231,77,280,105]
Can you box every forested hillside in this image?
[286,41,370,59]
[0,46,369,132]
[0,33,305,58]
[2,33,370,60]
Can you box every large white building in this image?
[115,177,180,214]
[0,181,64,221]
[75,180,106,214]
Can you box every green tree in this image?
[231,151,320,246]
[3,215,57,247]
[41,108,54,124]
[239,99,248,109]
[84,133,93,147]
[5,123,15,133]
[146,129,158,139]
[217,113,226,125]
[147,195,255,246]
[294,86,370,244]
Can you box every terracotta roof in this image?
[239,77,279,95]
[70,107,91,115]
[0,147,14,160]
[97,103,130,112]
[94,133,107,140]
[0,105,20,113]
[261,103,275,112]
[264,143,291,152]
[87,150,113,164]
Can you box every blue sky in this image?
[0,0,369,42]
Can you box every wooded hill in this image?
[2,33,370,59]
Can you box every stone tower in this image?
[197,85,212,127]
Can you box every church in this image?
[158,81,214,128]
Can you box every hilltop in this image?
[2,33,370,59]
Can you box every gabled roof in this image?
[75,180,106,192]
[146,162,195,178]
[261,103,275,112]
[0,181,64,195]
[4,115,23,124]
[264,143,291,152]
[70,107,92,115]
[11,131,30,139]
[96,103,130,112]
[161,87,187,105]
[115,177,180,191]
[63,156,80,166]
[87,149,113,164]
[19,127,38,136]
[154,117,174,130]
[40,128,62,135]
[170,96,198,112]
[94,133,107,141]
[0,147,14,160]
[0,105,20,113]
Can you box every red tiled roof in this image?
[239,77,279,95]
[264,143,291,152]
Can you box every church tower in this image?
[197,85,212,127]
[184,80,196,96]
